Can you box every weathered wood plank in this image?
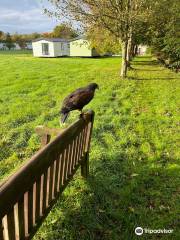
[79,131,84,160]
[45,168,50,209]
[14,203,20,240]
[79,131,84,161]
[18,198,25,240]
[56,154,62,193]
[80,128,85,158]
[24,192,29,238]
[81,116,94,178]
[73,135,79,169]
[81,152,89,178]
[85,115,94,152]
[40,134,51,147]
[76,132,81,165]
[71,137,78,172]
[7,208,16,240]
[35,179,41,224]
[2,216,8,240]
[76,133,82,166]
[39,175,44,217]
[83,126,88,153]
[52,160,57,200]
[60,150,66,187]
[48,163,54,205]
[0,220,4,240]
[63,148,68,182]
[28,187,34,234]
[42,170,48,215]
[54,154,60,196]
[67,144,72,179]
[68,141,74,176]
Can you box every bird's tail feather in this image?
[61,112,70,123]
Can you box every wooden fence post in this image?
[81,111,95,178]
[41,134,51,147]
[81,152,89,178]
[35,126,64,148]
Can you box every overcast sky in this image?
[0,0,59,34]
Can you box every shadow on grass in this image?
[132,77,178,81]
[133,68,161,72]
[42,150,179,240]
[133,61,158,66]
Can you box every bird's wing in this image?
[62,89,94,110]
[73,90,94,105]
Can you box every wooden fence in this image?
[0,110,94,240]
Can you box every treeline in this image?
[0,23,78,50]
[0,31,41,49]
[149,1,179,72]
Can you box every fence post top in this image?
[80,110,95,121]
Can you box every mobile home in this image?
[32,38,70,57]
[70,37,100,57]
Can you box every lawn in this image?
[0,52,179,239]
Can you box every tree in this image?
[0,31,6,43]
[5,33,15,50]
[45,0,151,78]
[12,33,27,49]
[52,23,78,39]
[149,0,180,71]
[0,31,4,41]
[87,26,121,55]
[42,32,53,38]
[29,32,41,40]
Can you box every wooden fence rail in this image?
[0,110,94,240]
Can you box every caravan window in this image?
[42,43,49,55]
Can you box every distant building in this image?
[32,38,70,57]
[13,43,21,50]
[0,42,21,50]
[25,42,32,50]
[138,45,147,55]
[0,42,8,50]
[70,36,100,57]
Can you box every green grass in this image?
[0,49,32,55]
[0,53,179,239]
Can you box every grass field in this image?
[0,52,179,239]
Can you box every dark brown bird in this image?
[60,83,99,123]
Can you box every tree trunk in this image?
[120,40,128,78]
[127,29,133,62]
[134,45,138,56]
[131,43,135,57]
[127,39,131,62]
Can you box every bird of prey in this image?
[60,83,99,123]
